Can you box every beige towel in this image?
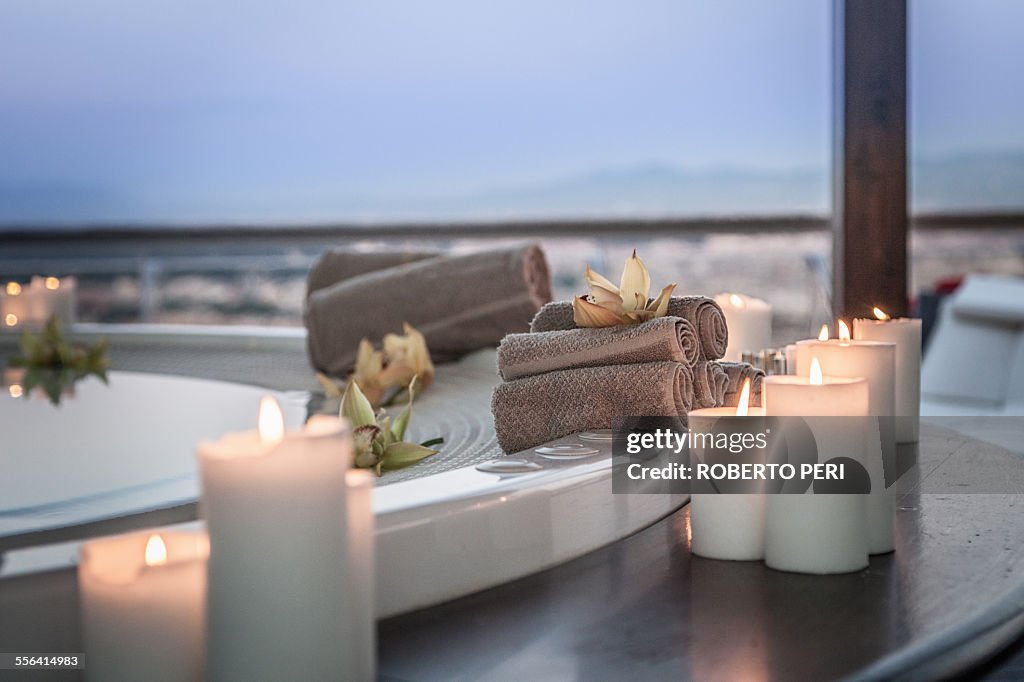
[306,245,552,377]
[307,249,437,298]
[721,362,765,407]
[497,316,699,381]
[693,361,728,408]
[491,361,693,453]
[529,296,728,360]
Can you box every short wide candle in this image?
[198,405,355,681]
[79,530,208,682]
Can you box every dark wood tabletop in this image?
[5,424,1024,681]
[377,423,1024,681]
[379,498,1024,681]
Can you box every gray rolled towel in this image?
[693,361,728,408]
[721,362,765,407]
[491,362,694,453]
[529,296,728,360]
[497,316,700,381]
[307,249,438,298]
[306,245,552,377]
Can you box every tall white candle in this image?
[795,322,896,555]
[763,362,870,574]
[714,293,773,362]
[79,530,208,682]
[198,398,355,681]
[346,469,376,681]
[688,379,766,560]
[784,344,798,375]
[854,309,921,443]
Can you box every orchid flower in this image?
[572,250,676,327]
[340,376,442,476]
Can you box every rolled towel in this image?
[497,316,700,381]
[667,297,729,360]
[721,361,765,407]
[491,362,693,453]
[306,245,553,377]
[693,361,728,408]
[529,296,729,360]
[306,249,438,298]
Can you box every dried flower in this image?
[319,322,435,408]
[572,250,676,327]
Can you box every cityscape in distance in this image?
[1,149,1022,226]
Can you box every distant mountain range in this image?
[2,150,1022,225]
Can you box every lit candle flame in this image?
[838,320,851,342]
[4,314,17,327]
[873,306,890,321]
[45,277,61,290]
[9,385,23,398]
[258,395,285,444]
[818,324,829,341]
[736,378,751,416]
[809,357,823,385]
[729,294,744,308]
[6,282,21,296]
[145,534,168,567]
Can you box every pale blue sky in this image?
[0,0,1021,222]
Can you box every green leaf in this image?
[377,415,396,447]
[380,441,439,471]
[340,380,377,428]
[419,437,444,448]
[391,377,418,442]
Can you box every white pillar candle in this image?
[688,412,767,561]
[346,469,376,681]
[79,530,208,682]
[714,293,773,362]
[763,362,871,574]
[795,322,896,554]
[198,398,355,681]
[30,275,77,326]
[854,309,921,443]
[688,379,766,560]
[1,281,29,330]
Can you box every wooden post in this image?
[833,0,908,319]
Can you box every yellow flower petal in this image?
[619,250,651,312]
[315,372,344,398]
[354,338,383,376]
[573,296,631,327]
[402,323,435,387]
[648,282,676,317]
[584,264,622,305]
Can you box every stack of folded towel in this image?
[305,245,553,377]
[492,296,741,453]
